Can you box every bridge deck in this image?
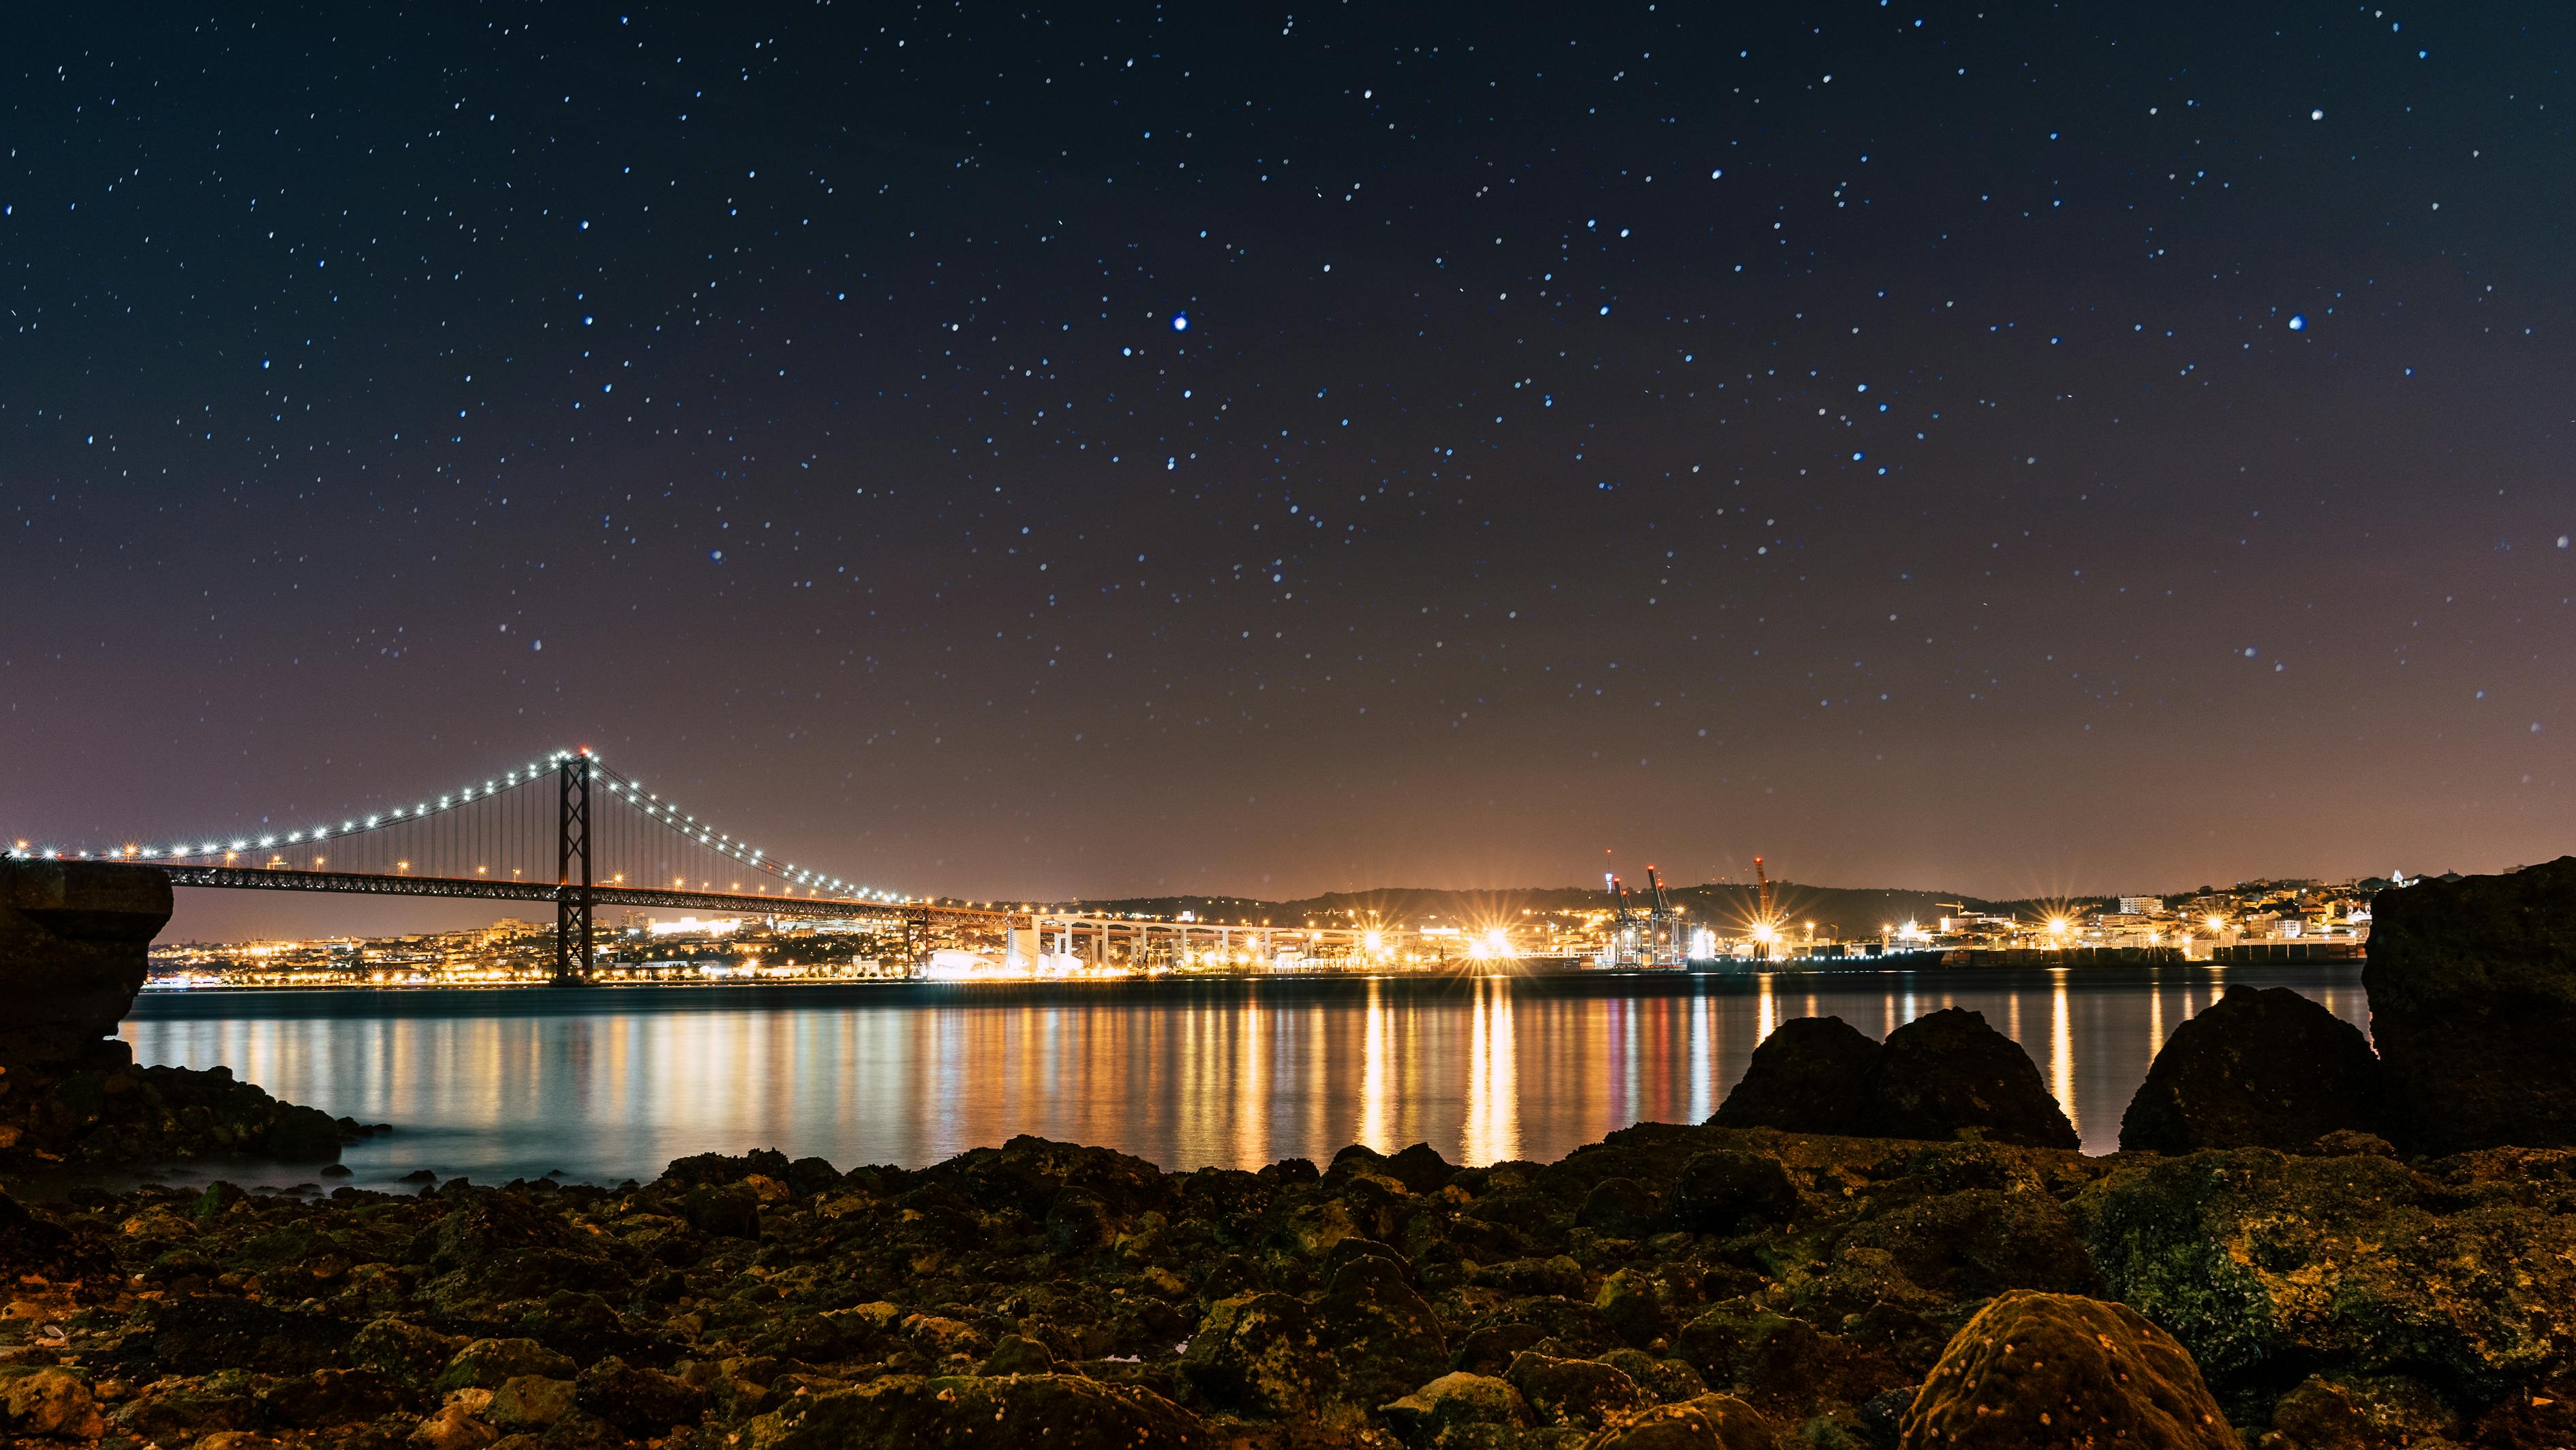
[147,864,1008,925]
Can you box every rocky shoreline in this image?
[0,858,2571,1449]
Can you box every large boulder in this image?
[2119,987,2387,1153]
[1897,1290,2235,1449]
[1862,1008,2079,1149]
[1710,1016,1881,1134]
[2076,1145,2576,1396]
[0,859,169,1074]
[2365,858,2576,1153]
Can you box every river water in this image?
[121,964,2367,1190]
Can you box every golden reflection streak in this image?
[1360,977,1389,1153]
[1236,991,1266,1166]
[1756,973,1777,1042]
[2051,969,2078,1134]
[2149,978,2164,1066]
[1461,978,1519,1165]
[1688,986,1715,1125]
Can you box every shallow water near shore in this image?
[119,963,2365,1192]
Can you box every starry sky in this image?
[6,3,2571,939]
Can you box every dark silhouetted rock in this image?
[1899,1290,2234,1449]
[1669,1149,1800,1233]
[785,1155,842,1196]
[1711,1016,1881,1134]
[1862,1008,2079,1149]
[2365,857,2576,1153]
[2120,986,2387,1153]
[0,858,168,1073]
[263,1102,347,1161]
[1384,1141,1458,1193]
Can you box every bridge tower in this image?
[555,751,594,984]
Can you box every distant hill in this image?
[1050,883,2109,933]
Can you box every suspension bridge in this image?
[8,749,1010,982]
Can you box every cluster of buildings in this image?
[144,875,2416,988]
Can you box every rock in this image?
[0,859,168,1074]
[407,1400,495,1450]
[784,1156,842,1196]
[435,1338,577,1393]
[571,1355,706,1434]
[2119,987,2388,1153]
[1452,1323,1548,1375]
[746,1373,1213,1449]
[487,1375,576,1431]
[1862,1008,2079,1149]
[1385,1142,1460,1194]
[1668,1149,1800,1233]
[1471,1253,1589,1298]
[1380,1371,1532,1436]
[109,1373,257,1443]
[2078,1145,2576,1398]
[2261,1372,2461,1450]
[1577,1393,1774,1450]
[1044,1189,1114,1255]
[2365,858,2576,1153]
[146,1295,351,1377]
[255,1368,404,1428]
[350,1318,473,1389]
[1595,1349,1708,1405]
[1672,1301,1909,1423]
[1182,1293,1329,1416]
[1316,1252,1450,1410]
[980,1333,1058,1376]
[1506,1351,1652,1429]
[1,1365,104,1439]
[1577,1177,1663,1237]
[1711,1016,1882,1134]
[1898,1290,2234,1449]
[681,1181,761,1238]
[265,1103,348,1162]
[1593,1267,1670,1348]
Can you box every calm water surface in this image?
[123,965,2367,1190]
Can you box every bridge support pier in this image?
[553,752,594,985]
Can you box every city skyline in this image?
[7,6,2571,943]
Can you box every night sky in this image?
[7,4,2571,939]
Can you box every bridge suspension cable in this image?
[6,746,905,907]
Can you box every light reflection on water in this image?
[122,965,2367,1188]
